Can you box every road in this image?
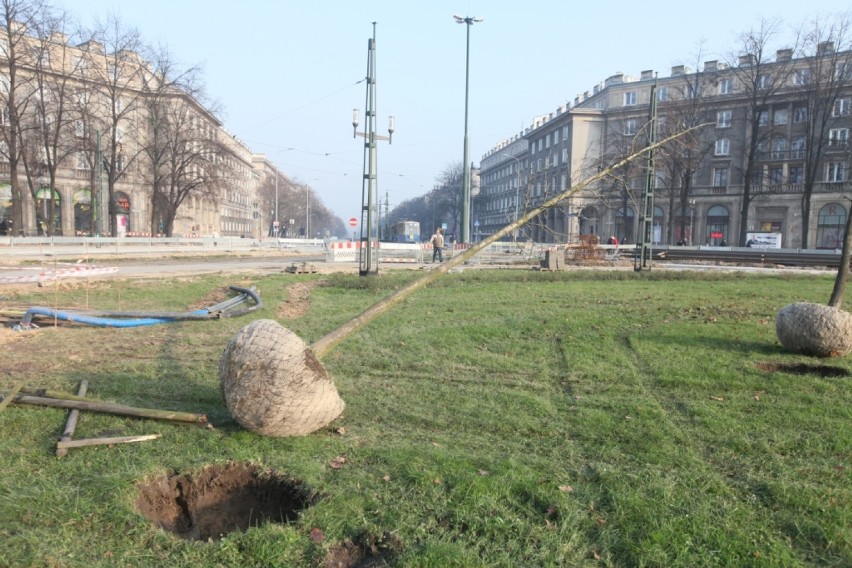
[0,253,342,285]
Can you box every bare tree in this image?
[141,44,228,236]
[656,51,714,245]
[19,6,82,235]
[432,162,463,239]
[84,13,147,235]
[0,0,45,235]
[727,18,798,246]
[795,13,852,249]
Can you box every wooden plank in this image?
[4,394,208,425]
[56,380,88,458]
[56,434,160,449]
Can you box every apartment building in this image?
[0,24,258,238]
[479,43,852,248]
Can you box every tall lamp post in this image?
[454,14,483,244]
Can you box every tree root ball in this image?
[775,302,852,358]
[219,319,344,436]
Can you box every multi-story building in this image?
[0,23,259,238]
[479,43,852,249]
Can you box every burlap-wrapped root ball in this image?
[776,302,852,358]
[220,319,344,436]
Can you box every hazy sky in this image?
[58,0,849,222]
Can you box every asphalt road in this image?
[0,253,342,284]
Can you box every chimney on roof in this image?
[739,54,756,67]
[776,49,792,62]
[817,41,835,55]
[640,70,654,80]
[704,60,718,72]
[606,73,624,86]
[671,65,686,76]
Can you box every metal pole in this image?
[461,21,471,244]
[95,130,103,236]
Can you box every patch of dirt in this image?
[324,532,404,568]
[278,281,323,319]
[755,362,850,378]
[136,461,315,541]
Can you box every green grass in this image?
[0,269,849,567]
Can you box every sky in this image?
[57,0,850,223]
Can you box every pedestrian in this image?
[430,227,444,263]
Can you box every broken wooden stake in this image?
[0,382,23,413]
[56,380,88,458]
[56,434,160,449]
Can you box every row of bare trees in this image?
[252,172,346,239]
[0,0,241,237]
[597,14,852,248]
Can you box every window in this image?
[794,106,808,123]
[715,139,730,156]
[829,128,849,147]
[758,111,769,126]
[836,62,852,81]
[771,138,788,160]
[791,136,807,158]
[718,78,733,94]
[624,91,637,106]
[789,165,804,184]
[685,84,697,99]
[773,109,789,125]
[545,134,550,149]
[833,98,850,117]
[757,74,771,89]
[827,162,845,182]
[706,205,730,245]
[794,69,811,85]
[553,129,560,144]
[713,167,729,187]
[76,152,90,170]
[657,86,668,101]
[817,203,847,249]
[716,111,732,128]
[624,119,638,135]
[769,167,783,186]
[75,120,85,138]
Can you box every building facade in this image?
[479,44,852,249]
[0,24,261,238]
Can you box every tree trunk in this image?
[827,202,852,308]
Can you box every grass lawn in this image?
[0,269,849,567]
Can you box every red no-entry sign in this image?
[348,217,358,227]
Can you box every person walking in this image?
[430,227,444,263]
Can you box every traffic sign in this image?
[348,217,358,227]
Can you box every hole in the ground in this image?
[324,532,404,568]
[136,461,314,541]
[755,362,850,378]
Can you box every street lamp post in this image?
[454,14,483,244]
[689,199,696,245]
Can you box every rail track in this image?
[649,247,848,268]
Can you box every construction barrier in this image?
[325,241,423,263]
